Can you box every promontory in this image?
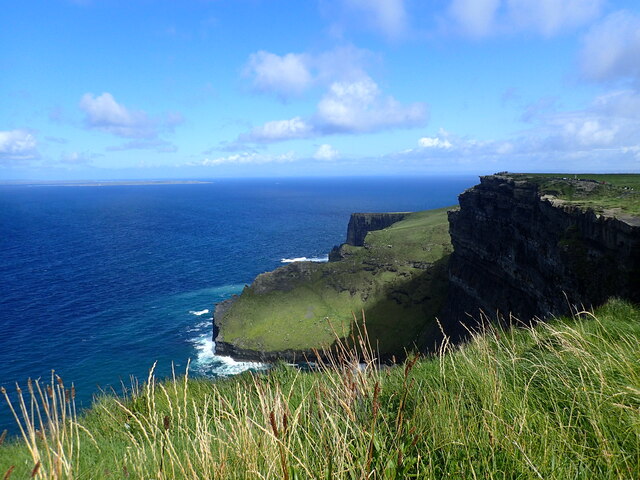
[213,173,640,362]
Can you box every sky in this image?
[1,0,640,180]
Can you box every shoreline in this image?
[0,180,213,187]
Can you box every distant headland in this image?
[214,172,640,362]
[0,180,213,187]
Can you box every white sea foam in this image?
[191,332,265,376]
[281,255,328,264]
[189,309,210,316]
[185,320,210,332]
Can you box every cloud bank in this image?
[244,46,374,101]
[342,0,408,39]
[447,0,604,37]
[580,10,640,86]
[241,76,426,143]
[79,92,182,141]
[0,130,39,162]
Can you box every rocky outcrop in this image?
[213,262,327,362]
[213,208,452,363]
[346,213,410,246]
[329,212,410,261]
[214,339,321,363]
[442,174,640,336]
[246,261,320,295]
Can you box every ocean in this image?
[0,175,477,433]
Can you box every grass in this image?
[2,298,639,479]
[217,207,453,355]
[506,173,640,216]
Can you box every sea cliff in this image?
[329,212,410,262]
[214,173,640,361]
[442,173,640,337]
[214,208,452,361]
[345,212,410,246]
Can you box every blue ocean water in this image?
[0,176,476,433]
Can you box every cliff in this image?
[214,173,640,362]
[443,174,640,337]
[214,208,452,362]
[345,213,410,246]
[329,212,410,261]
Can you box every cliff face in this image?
[443,175,640,335]
[213,209,452,362]
[345,213,410,246]
[329,212,411,262]
[214,262,326,362]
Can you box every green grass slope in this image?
[218,207,453,355]
[508,173,640,216]
[2,299,639,479]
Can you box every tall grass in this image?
[1,299,639,479]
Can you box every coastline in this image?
[0,180,213,187]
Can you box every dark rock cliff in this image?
[329,212,410,261]
[345,213,410,246]
[442,174,640,337]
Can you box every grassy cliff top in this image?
[3,299,639,478]
[216,207,454,355]
[504,173,640,216]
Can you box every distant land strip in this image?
[1,180,213,187]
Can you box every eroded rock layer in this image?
[443,174,640,335]
[345,213,410,246]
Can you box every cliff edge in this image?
[345,213,410,246]
[443,173,640,337]
[214,208,453,361]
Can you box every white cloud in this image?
[197,151,296,166]
[313,46,374,84]
[314,144,340,161]
[542,90,640,149]
[79,93,182,139]
[448,0,500,37]
[0,129,38,161]
[507,0,603,36]
[316,77,426,134]
[59,151,96,165]
[447,0,604,37]
[392,89,640,172]
[580,10,640,85]
[243,46,373,100]
[241,77,427,142]
[418,136,452,149]
[106,139,178,153]
[343,0,408,38]
[80,92,154,138]
[245,51,312,99]
[245,117,313,142]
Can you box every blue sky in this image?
[1,0,639,180]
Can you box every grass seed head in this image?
[3,465,16,480]
[163,415,170,431]
[30,461,40,478]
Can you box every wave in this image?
[281,255,329,264]
[189,309,210,316]
[190,331,266,376]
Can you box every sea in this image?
[0,175,477,434]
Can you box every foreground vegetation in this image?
[218,207,453,355]
[2,299,639,479]
[509,173,640,216]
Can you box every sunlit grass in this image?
[512,173,640,216]
[2,299,639,479]
[219,207,453,355]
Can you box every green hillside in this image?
[2,299,639,479]
[217,207,453,355]
[508,173,640,216]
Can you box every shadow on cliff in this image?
[327,255,451,363]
